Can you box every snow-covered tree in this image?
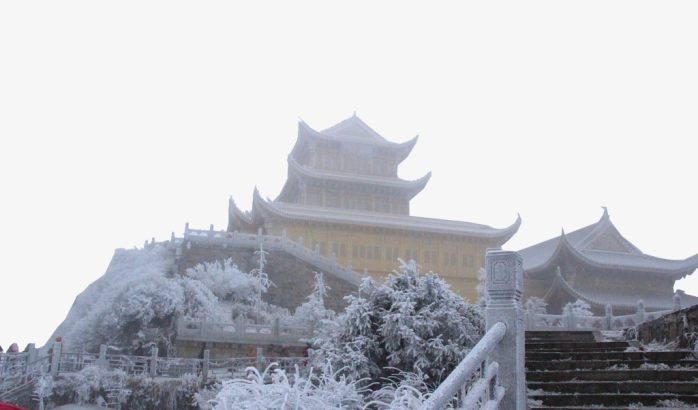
[62,247,219,352]
[570,299,593,317]
[475,267,487,310]
[292,272,335,326]
[312,260,484,385]
[526,297,548,314]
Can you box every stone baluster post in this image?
[605,304,613,330]
[524,300,533,331]
[314,244,320,257]
[149,348,158,378]
[347,260,352,272]
[273,318,280,342]
[636,300,645,324]
[200,320,206,338]
[25,344,36,377]
[202,350,210,383]
[256,347,264,374]
[99,344,108,367]
[564,303,575,331]
[673,293,682,312]
[50,342,62,377]
[26,343,36,364]
[485,249,525,410]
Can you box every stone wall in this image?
[635,303,698,348]
[175,339,305,359]
[177,242,356,312]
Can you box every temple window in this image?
[344,195,371,211]
[324,153,341,170]
[326,192,341,208]
[461,254,475,267]
[405,249,418,261]
[443,252,456,267]
[386,247,399,261]
[332,243,347,258]
[374,197,390,213]
[424,250,437,264]
[306,190,322,206]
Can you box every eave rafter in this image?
[254,188,520,241]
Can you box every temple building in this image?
[518,208,698,315]
[227,114,520,300]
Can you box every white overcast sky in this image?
[2,1,697,350]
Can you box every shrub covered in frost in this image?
[50,365,201,410]
[198,363,367,410]
[312,260,484,385]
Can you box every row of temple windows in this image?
[312,241,476,267]
[316,153,396,176]
[305,191,408,215]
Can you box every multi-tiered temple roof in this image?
[519,208,698,312]
[228,115,520,242]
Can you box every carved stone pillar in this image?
[485,249,525,410]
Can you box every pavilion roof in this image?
[248,188,521,241]
[519,208,698,278]
[292,115,419,164]
[275,155,432,202]
[542,269,698,311]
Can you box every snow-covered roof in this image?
[518,208,698,278]
[275,155,431,202]
[291,116,419,164]
[251,188,521,240]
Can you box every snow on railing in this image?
[420,250,525,410]
[181,225,364,286]
[176,318,313,345]
[0,345,50,402]
[524,294,683,331]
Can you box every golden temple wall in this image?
[265,221,497,301]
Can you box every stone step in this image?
[525,341,628,350]
[530,407,698,410]
[525,331,596,341]
[526,369,698,382]
[526,359,698,371]
[530,408,698,410]
[528,381,698,395]
[527,392,698,408]
[526,350,695,362]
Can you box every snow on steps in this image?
[526,330,698,409]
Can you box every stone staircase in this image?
[526,331,698,409]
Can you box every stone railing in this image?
[525,295,683,331]
[175,318,313,346]
[181,224,364,286]
[420,250,525,410]
[634,303,698,349]
[0,345,49,403]
[0,341,310,400]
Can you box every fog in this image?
[1,1,697,349]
